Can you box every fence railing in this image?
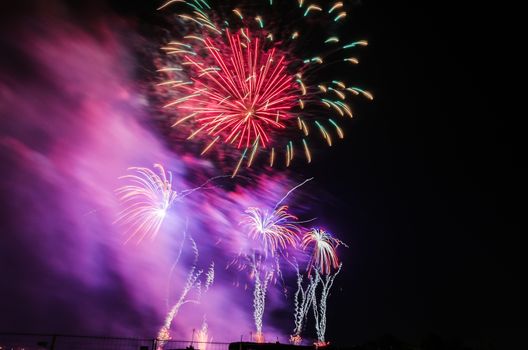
[0,333,230,350]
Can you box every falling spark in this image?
[328,2,344,14]
[334,12,347,22]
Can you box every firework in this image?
[311,263,342,346]
[252,263,274,343]
[290,265,319,345]
[157,0,372,174]
[301,228,345,275]
[115,164,178,243]
[158,237,214,348]
[115,165,237,244]
[236,178,312,342]
[241,205,300,257]
[195,316,212,350]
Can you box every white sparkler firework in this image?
[252,259,274,343]
[157,237,215,349]
[195,316,212,350]
[311,263,342,346]
[290,265,319,345]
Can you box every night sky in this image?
[1,0,524,349]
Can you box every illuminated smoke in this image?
[0,0,361,344]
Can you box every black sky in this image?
[306,0,524,348]
[1,0,524,348]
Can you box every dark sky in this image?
[1,0,524,348]
[307,1,524,348]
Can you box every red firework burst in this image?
[157,1,372,173]
[170,30,298,150]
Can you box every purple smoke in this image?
[0,2,314,342]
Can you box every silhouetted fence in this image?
[0,333,230,350]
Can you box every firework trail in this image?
[166,219,188,310]
[115,164,178,243]
[194,316,212,350]
[158,237,215,348]
[301,228,346,276]
[311,263,342,346]
[252,260,274,343]
[156,0,372,174]
[1,2,352,340]
[290,264,319,345]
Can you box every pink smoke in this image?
[0,3,312,342]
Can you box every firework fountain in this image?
[290,264,318,345]
[195,316,212,349]
[158,237,215,347]
[311,264,342,346]
[240,200,302,341]
[251,257,275,343]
